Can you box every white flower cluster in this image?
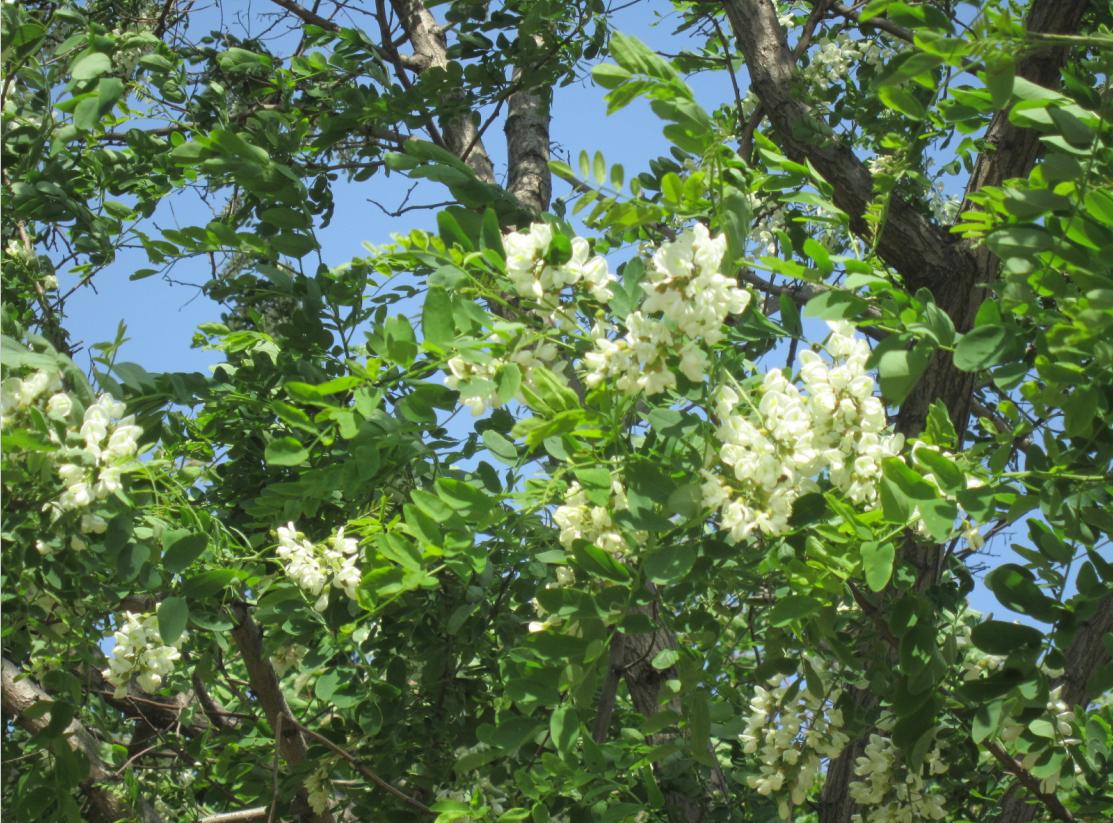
[802,33,884,87]
[53,394,143,513]
[752,207,786,256]
[444,354,503,417]
[583,225,751,395]
[552,478,629,557]
[1008,685,1079,794]
[741,675,850,820]
[1,369,66,426]
[443,335,562,417]
[102,611,183,698]
[849,727,948,823]
[275,523,361,611]
[703,322,903,541]
[504,222,616,307]
[271,643,308,677]
[443,223,606,415]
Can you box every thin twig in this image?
[195,808,269,823]
[288,717,434,815]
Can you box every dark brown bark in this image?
[230,605,333,823]
[996,592,1113,823]
[2,656,164,823]
[717,2,1096,821]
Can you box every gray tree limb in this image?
[388,0,498,183]
[1,656,164,823]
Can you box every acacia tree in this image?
[2,0,1111,821]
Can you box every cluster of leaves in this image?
[2,1,1112,822]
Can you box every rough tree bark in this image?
[2,656,164,823]
[230,605,333,823]
[388,0,498,184]
[716,1,1096,821]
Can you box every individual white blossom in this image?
[275,523,362,611]
[102,611,184,698]
[45,392,73,421]
[271,644,308,677]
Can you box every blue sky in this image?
[55,0,1048,623]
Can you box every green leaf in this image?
[661,173,682,205]
[481,429,517,463]
[550,705,579,757]
[912,447,964,493]
[495,362,521,405]
[970,621,1043,655]
[879,85,927,119]
[873,338,931,405]
[984,564,1062,622]
[384,315,417,366]
[163,533,208,574]
[412,488,454,523]
[768,595,821,627]
[861,541,896,591]
[157,597,189,645]
[265,436,308,466]
[804,290,867,320]
[954,325,1009,371]
[720,189,752,265]
[71,51,111,81]
[117,543,150,582]
[651,649,679,670]
[422,289,454,348]
[592,63,630,89]
[984,55,1015,110]
[643,544,697,585]
[972,700,1003,744]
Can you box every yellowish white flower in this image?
[275,523,362,611]
[102,611,184,698]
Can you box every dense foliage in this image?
[2,1,1111,822]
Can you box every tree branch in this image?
[2,656,165,823]
[230,605,333,823]
[195,808,268,823]
[720,0,977,299]
[388,0,497,182]
[984,739,1075,822]
[287,716,435,815]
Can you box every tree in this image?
[2,0,1111,821]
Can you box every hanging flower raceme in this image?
[52,393,144,515]
[504,222,616,310]
[553,478,629,557]
[275,523,362,611]
[703,321,904,541]
[102,611,184,698]
[583,224,751,395]
[740,667,850,820]
[848,719,949,822]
